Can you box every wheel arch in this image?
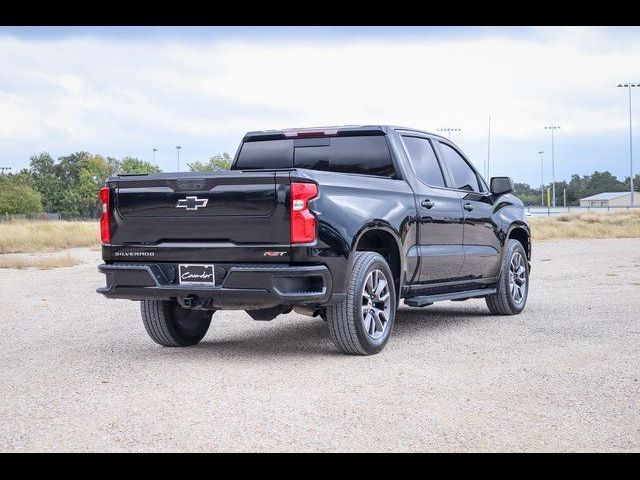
[506,222,531,260]
[349,223,404,296]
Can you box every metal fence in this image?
[0,213,73,223]
[526,205,640,217]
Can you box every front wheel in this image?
[486,239,529,315]
[326,252,396,355]
[140,300,213,347]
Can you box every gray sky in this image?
[1,26,639,185]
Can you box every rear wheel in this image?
[486,239,529,315]
[326,252,396,355]
[140,300,213,347]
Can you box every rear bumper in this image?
[97,262,335,309]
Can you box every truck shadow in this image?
[179,303,490,359]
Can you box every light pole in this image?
[538,151,545,207]
[175,146,181,172]
[152,148,158,165]
[0,167,11,174]
[617,82,638,206]
[486,115,491,180]
[544,126,560,207]
[437,127,461,140]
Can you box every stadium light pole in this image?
[176,146,181,172]
[538,151,545,207]
[544,126,561,207]
[617,82,638,206]
[437,127,461,140]
[486,115,491,180]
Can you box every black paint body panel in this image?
[99,126,530,309]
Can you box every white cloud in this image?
[0,26,638,183]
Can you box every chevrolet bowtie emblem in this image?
[176,196,209,211]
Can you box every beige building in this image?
[579,192,634,207]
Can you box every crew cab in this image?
[97,125,531,355]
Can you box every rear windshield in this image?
[234,135,395,177]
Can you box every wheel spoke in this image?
[374,277,388,299]
[363,312,374,335]
[373,309,384,332]
[366,274,374,296]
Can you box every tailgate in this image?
[108,171,290,249]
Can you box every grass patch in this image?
[0,254,80,270]
[531,210,640,240]
[0,220,99,253]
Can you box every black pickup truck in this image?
[97,125,531,355]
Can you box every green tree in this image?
[513,182,541,206]
[566,174,583,205]
[188,153,232,172]
[582,171,626,198]
[29,152,66,213]
[119,157,162,174]
[0,173,43,216]
[623,173,640,194]
[29,151,111,217]
[106,156,122,176]
[73,155,110,217]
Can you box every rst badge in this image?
[176,196,208,211]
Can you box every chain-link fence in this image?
[0,213,97,223]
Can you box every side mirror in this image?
[490,176,514,195]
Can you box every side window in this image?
[401,136,446,188]
[293,136,395,178]
[439,142,481,192]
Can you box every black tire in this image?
[486,239,529,315]
[326,251,396,355]
[140,300,213,347]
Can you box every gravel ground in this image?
[0,239,639,452]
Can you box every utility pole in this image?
[538,151,544,207]
[175,146,182,172]
[617,83,638,206]
[544,126,561,207]
[437,127,461,140]
[0,167,11,174]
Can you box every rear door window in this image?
[401,136,447,188]
[438,142,481,192]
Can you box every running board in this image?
[404,288,497,307]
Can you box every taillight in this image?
[99,187,111,244]
[290,182,318,244]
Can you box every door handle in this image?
[421,199,435,209]
[463,203,474,212]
